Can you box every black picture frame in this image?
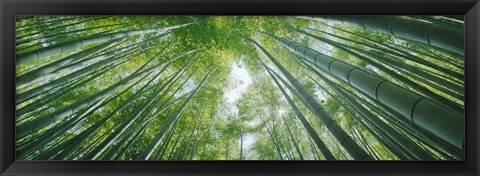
[1,0,479,175]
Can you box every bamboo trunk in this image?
[300,16,464,57]
[266,34,464,149]
[16,50,198,139]
[248,37,372,160]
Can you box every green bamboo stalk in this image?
[283,116,305,160]
[271,119,292,160]
[157,118,184,160]
[312,72,435,160]
[300,16,464,57]
[15,66,152,158]
[190,125,202,160]
[17,97,108,159]
[298,61,411,160]
[16,38,125,87]
[16,22,192,66]
[319,22,463,70]
[172,129,190,160]
[166,129,186,160]
[300,56,463,159]
[138,67,215,160]
[412,16,464,31]
[264,118,284,160]
[16,23,129,45]
[16,49,198,139]
[292,28,464,113]
[16,59,128,118]
[42,71,166,160]
[84,57,196,160]
[247,37,371,160]
[200,116,215,160]
[308,136,319,159]
[16,16,109,40]
[180,115,202,160]
[307,24,464,75]
[267,34,464,149]
[16,44,153,105]
[263,64,334,160]
[264,63,335,160]
[47,75,156,160]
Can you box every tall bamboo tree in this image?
[246,37,372,160]
[139,67,215,160]
[299,16,464,57]
[265,33,464,149]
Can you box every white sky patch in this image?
[242,133,255,150]
[314,89,327,102]
[277,108,288,117]
[223,60,253,114]
[174,78,196,98]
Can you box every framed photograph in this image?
[1,0,479,175]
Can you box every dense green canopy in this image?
[15,16,464,160]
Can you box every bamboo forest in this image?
[15,16,465,160]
